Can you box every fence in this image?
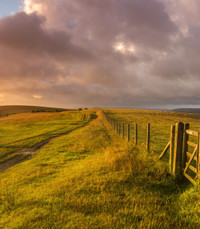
[102,111,151,152]
[159,122,200,185]
[103,110,200,185]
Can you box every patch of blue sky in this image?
[0,0,23,18]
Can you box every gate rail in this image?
[183,128,199,185]
[160,122,200,185]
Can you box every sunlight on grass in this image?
[0,109,199,228]
[0,110,93,162]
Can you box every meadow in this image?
[103,109,200,154]
[0,105,68,117]
[0,110,92,167]
[0,109,200,228]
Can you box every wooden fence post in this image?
[169,125,175,173]
[135,124,138,145]
[119,123,121,136]
[147,123,150,152]
[122,123,125,139]
[197,132,200,179]
[173,122,184,179]
[127,124,130,142]
[183,123,189,170]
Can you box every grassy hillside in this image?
[0,105,68,117]
[0,109,200,228]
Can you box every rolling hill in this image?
[0,105,69,117]
[172,108,200,113]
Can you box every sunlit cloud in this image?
[33,95,42,99]
[113,42,136,55]
[23,0,42,14]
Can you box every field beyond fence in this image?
[103,109,200,185]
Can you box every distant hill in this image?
[172,108,200,114]
[0,105,68,117]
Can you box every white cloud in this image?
[23,0,42,14]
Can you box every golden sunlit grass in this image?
[0,109,200,228]
[0,110,92,162]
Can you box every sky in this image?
[0,0,200,109]
[0,0,22,18]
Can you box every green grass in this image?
[0,105,69,117]
[0,109,200,228]
[103,109,200,154]
[0,110,93,162]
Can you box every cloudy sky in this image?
[0,0,199,109]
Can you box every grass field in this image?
[0,110,93,165]
[103,109,200,154]
[0,109,200,228]
[0,105,68,117]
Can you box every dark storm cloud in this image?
[0,12,91,60]
[152,25,200,80]
[40,0,178,50]
[0,0,199,108]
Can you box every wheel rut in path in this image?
[0,117,95,173]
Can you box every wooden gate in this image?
[183,127,200,185]
[160,122,200,184]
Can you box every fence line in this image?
[102,111,151,153]
[102,111,200,185]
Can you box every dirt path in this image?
[0,117,95,173]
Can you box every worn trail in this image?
[0,117,95,173]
